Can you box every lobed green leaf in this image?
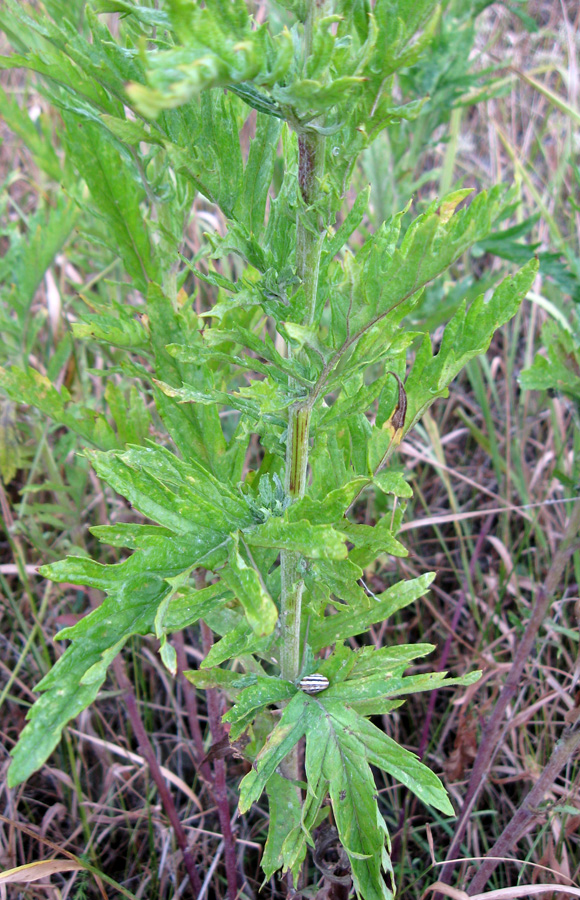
[309,573,435,651]
[221,534,279,636]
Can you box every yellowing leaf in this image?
[0,402,20,484]
[0,860,84,885]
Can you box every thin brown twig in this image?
[439,499,580,889]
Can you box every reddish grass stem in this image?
[201,620,240,900]
[174,629,214,784]
[439,499,580,890]
[467,723,580,894]
[113,658,203,896]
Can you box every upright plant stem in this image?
[296,132,325,327]
[279,3,327,782]
[280,405,312,701]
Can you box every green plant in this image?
[521,316,580,405]
[362,0,503,216]
[0,0,538,896]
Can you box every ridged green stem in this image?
[279,8,327,786]
[280,404,312,692]
[280,134,325,687]
[296,131,325,326]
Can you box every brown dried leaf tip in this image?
[386,370,407,446]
